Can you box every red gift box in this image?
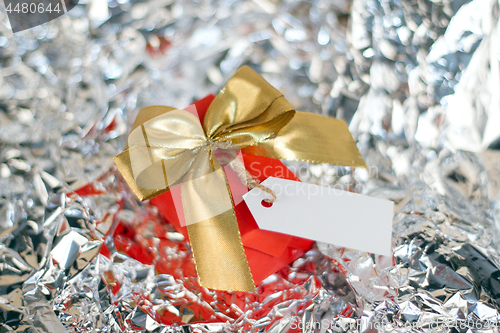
[150,94,314,286]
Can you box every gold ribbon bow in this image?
[114,66,366,292]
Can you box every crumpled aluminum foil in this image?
[1,0,500,331]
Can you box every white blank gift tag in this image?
[242,177,394,256]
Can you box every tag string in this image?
[209,139,277,204]
[228,158,277,203]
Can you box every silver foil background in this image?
[1,0,500,331]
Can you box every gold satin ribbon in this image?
[114,66,366,292]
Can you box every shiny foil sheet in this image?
[1,0,500,331]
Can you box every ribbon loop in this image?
[127,108,213,191]
[204,67,295,142]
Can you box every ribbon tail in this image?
[243,111,367,168]
[181,168,255,292]
[114,151,169,201]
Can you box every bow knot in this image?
[208,139,239,151]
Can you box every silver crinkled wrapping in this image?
[1,0,500,331]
